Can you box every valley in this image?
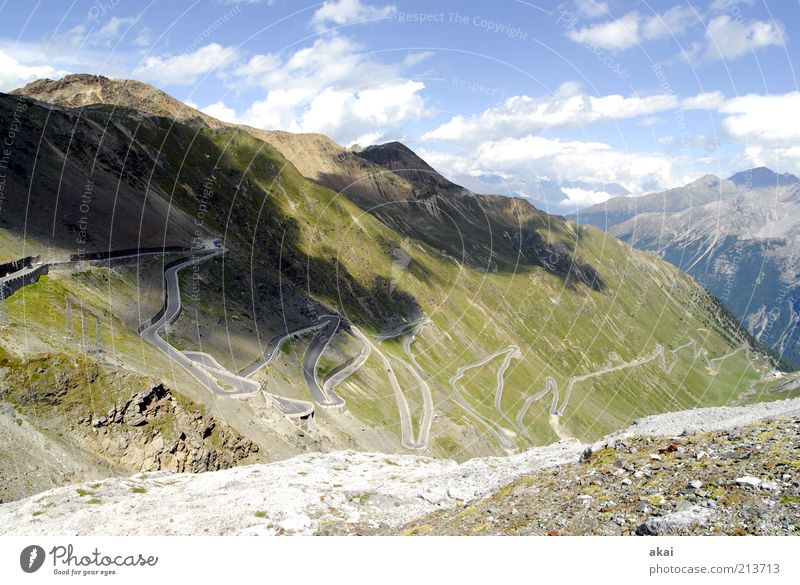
[0,75,796,503]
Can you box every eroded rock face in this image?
[75,384,260,474]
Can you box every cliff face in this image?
[0,353,263,502]
[73,384,261,474]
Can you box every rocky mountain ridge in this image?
[574,168,800,368]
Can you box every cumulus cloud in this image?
[419,84,800,206]
[703,15,785,61]
[311,0,396,32]
[94,17,139,43]
[288,80,425,144]
[235,36,427,145]
[567,11,641,50]
[422,83,678,144]
[200,101,239,124]
[560,186,615,206]
[642,6,697,41]
[419,135,675,205]
[720,92,800,142]
[0,49,67,92]
[566,7,705,51]
[56,16,140,49]
[134,43,239,85]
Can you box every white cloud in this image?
[560,187,615,206]
[200,101,239,123]
[296,81,424,141]
[574,0,609,19]
[134,43,239,85]
[642,6,696,41]
[95,17,138,42]
[704,15,784,61]
[567,11,640,50]
[133,27,153,48]
[56,16,139,49]
[682,91,725,109]
[732,144,800,178]
[233,36,425,96]
[720,92,800,142]
[423,83,678,144]
[709,0,753,12]
[235,36,427,145]
[311,0,396,32]
[242,88,309,130]
[0,49,67,92]
[565,7,704,51]
[419,135,676,204]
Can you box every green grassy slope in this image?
[1,93,794,459]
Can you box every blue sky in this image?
[0,0,798,210]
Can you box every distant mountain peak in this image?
[690,174,721,188]
[727,167,799,188]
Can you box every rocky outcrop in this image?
[2,398,800,536]
[75,384,260,474]
[364,417,800,536]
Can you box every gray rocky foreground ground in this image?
[2,397,800,536]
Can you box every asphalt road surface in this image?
[302,315,345,408]
[140,251,231,397]
[140,250,313,418]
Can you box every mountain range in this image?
[573,167,800,369]
[0,74,794,501]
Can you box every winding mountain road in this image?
[140,251,231,397]
[399,319,434,448]
[322,339,371,398]
[237,315,348,409]
[140,250,314,418]
[302,315,346,408]
[238,321,328,377]
[355,318,433,450]
[449,347,519,453]
[514,338,760,440]
[115,249,766,446]
[492,346,523,430]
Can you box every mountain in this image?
[14,74,225,129]
[573,169,800,368]
[572,174,727,229]
[0,74,793,501]
[728,167,800,189]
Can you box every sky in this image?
[0,0,798,211]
